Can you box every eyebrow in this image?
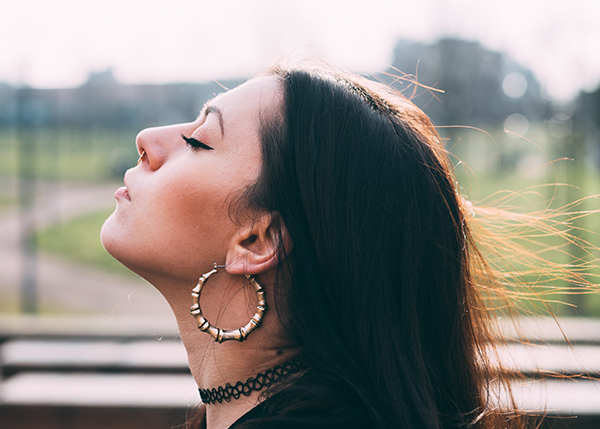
[202,104,224,138]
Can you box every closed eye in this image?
[181,134,214,151]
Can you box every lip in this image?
[114,186,131,201]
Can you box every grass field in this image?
[0,194,15,211]
[5,123,599,316]
[445,125,600,317]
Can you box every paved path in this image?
[0,179,174,322]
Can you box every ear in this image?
[225,212,292,276]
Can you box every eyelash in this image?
[181,134,214,151]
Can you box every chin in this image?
[100,212,138,273]
[101,224,149,285]
[100,212,202,290]
[100,214,173,287]
[100,213,129,268]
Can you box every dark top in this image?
[228,388,370,429]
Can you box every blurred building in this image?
[0,69,243,132]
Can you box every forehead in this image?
[211,76,282,125]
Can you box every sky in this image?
[2,0,600,100]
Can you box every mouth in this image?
[114,186,131,201]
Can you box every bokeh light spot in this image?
[547,113,573,139]
[502,72,528,98]
[504,113,529,138]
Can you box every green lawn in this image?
[18,123,600,317]
[445,125,600,317]
[0,194,15,211]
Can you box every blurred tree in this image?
[383,38,550,127]
[574,84,600,169]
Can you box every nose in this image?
[135,126,168,170]
[135,123,189,170]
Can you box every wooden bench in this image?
[1,315,600,428]
[0,315,196,429]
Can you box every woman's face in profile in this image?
[101,76,281,283]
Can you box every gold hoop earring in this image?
[190,263,267,343]
[137,149,146,165]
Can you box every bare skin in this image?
[101,76,297,429]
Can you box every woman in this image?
[101,64,526,428]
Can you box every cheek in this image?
[155,177,231,242]
[102,172,239,279]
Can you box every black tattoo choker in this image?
[198,359,305,405]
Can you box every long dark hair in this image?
[224,64,515,429]
[180,63,600,429]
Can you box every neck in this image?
[150,271,298,429]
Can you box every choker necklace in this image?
[198,359,305,405]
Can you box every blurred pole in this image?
[17,85,38,314]
[565,124,586,313]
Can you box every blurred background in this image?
[1,0,599,428]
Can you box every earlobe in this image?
[225,213,291,276]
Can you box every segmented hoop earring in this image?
[190,263,267,343]
[136,149,146,165]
